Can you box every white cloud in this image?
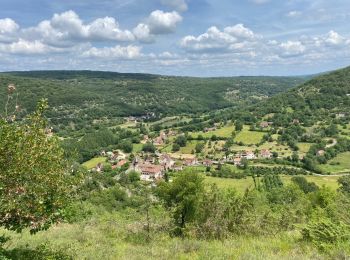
[160,0,188,12]
[133,23,154,43]
[0,18,19,34]
[22,10,135,48]
[87,17,135,41]
[180,24,258,52]
[147,10,183,34]
[224,24,257,40]
[0,39,53,55]
[324,30,345,46]
[0,18,19,43]
[82,45,142,59]
[132,10,182,42]
[279,41,306,57]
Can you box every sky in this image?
[0,0,350,76]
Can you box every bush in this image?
[302,219,350,249]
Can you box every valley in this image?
[1,67,350,259]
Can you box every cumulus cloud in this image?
[133,23,154,43]
[82,45,142,59]
[0,18,19,43]
[160,0,188,12]
[279,41,306,57]
[324,30,345,46]
[22,10,135,47]
[180,24,258,52]
[0,39,53,55]
[147,10,183,34]
[133,10,182,42]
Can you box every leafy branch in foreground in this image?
[0,86,79,234]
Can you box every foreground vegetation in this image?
[1,66,350,259]
[1,169,350,259]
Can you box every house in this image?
[233,157,242,166]
[292,119,300,125]
[260,149,272,159]
[260,121,269,128]
[153,136,164,146]
[159,153,175,170]
[242,151,256,160]
[184,157,198,166]
[114,150,126,160]
[316,150,325,156]
[171,160,184,171]
[141,135,149,144]
[135,164,164,181]
[160,131,167,139]
[202,159,213,167]
[204,127,217,132]
[336,113,346,118]
[117,159,128,168]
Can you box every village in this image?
[92,126,274,182]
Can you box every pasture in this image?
[205,175,340,193]
[319,152,350,174]
[234,127,265,145]
[82,157,106,169]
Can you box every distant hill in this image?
[0,70,306,125]
[251,66,350,125]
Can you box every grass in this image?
[234,126,265,145]
[82,157,106,169]
[190,125,234,139]
[319,152,350,174]
[205,175,340,193]
[297,142,314,154]
[179,141,198,154]
[1,215,326,260]
[132,143,143,153]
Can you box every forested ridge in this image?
[251,66,350,124]
[0,70,306,119]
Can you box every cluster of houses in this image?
[124,112,156,123]
[129,153,194,181]
[93,147,274,181]
[142,130,177,146]
[126,148,273,181]
[93,150,129,172]
[230,149,273,166]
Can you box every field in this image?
[234,126,265,145]
[297,142,313,154]
[82,157,106,169]
[132,143,143,153]
[319,152,350,174]
[205,175,340,193]
[190,125,234,138]
[151,116,192,128]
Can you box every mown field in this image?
[319,152,350,174]
[190,125,235,139]
[205,175,340,193]
[234,126,265,145]
[82,157,106,169]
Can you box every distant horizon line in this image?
[0,68,330,79]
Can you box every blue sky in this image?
[0,0,350,76]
